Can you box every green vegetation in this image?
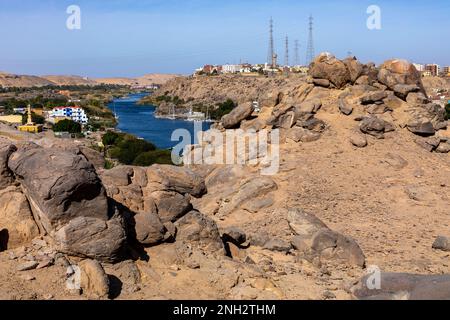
[133,149,173,166]
[445,103,450,120]
[103,131,173,167]
[0,84,138,132]
[193,99,236,120]
[1,97,69,114]
[22,112,45,125]
[142,94,185,106]
[102,131,121,146]
[211,99,236,120]
[104,159,115,170]
[53,119,82,134]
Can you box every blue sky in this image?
[0,0,448,77]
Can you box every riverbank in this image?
[108,93,212,150]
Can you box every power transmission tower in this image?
[284,36,289,67]
[267,17,275,67]
[306,15,315,65]
[294,40,300,66]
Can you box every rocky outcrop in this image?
[0,141,17,190]
[359,116,395,139]
[146,164,206,198]
[3,143,127,262]
[221,102,254,129]
[377,59,426,95]
[79,259,110,299]
[0,186,39,249]
[174,210,224,253]
[217,176,277,217]
[55,216,127,262]
[288,209,365,267]
[352,273,450,300]
[308,53,351,89]
[8,145,109,231]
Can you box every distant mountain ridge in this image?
[0,72,181,88]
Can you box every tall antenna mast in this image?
[306,15,315,65]
[284,36,289,67]
[294,40,300,66]
[267,17,275,66]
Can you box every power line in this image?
[267,17,274,66]
[284,36,289,67]
[294,39,300,66]
[306,15,315,65]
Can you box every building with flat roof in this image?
[49,106,88,124]
[443,66,450,77]
[425,64,440,76]
[413,63,425,72]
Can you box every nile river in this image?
[108,93,212,149]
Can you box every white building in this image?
[222,64,241,73]
[413,63,425,72]
[50,106,89,124]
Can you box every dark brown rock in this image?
[8,145,109,232]
[432,236,450,252]
[0,142,17,190]
[55,216,127,263]
[308,53,351,89]
[146,164,206,197]
[221,102,254,129]
[174,210,224,252]
[353,273,450,300]
[343,57,364,84]
[377,59,426,94]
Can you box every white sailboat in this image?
[168,105,176,120]
[204,105,214,123]
[186,107,206,122]
[113,101,119,120]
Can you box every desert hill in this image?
[95,74,181,86]
[0,72,54,88]
[41,75,98,86]
[0,72,180,88]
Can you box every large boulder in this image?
[359,116,395,139]
[146,164,206,198]
[8,144,127,262]
[0,141,17,190]
[288,208,365,267]
[0,186,39,249]
[174,210,224,253]
[133,209,166,246]
[352,273,450,300]
[338,93,354,115]
[308,53,351,89]
[149,190,192,223]
[55,216,127,263]
[406,103,447,136]
[218,177,277,216]
[343,57,364,84]
[377,59,426,95]
[79,259,110,299]
[8,145,109,232]
[101,164,206,247]
[221,102,254,129]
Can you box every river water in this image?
[108,93,212,149]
